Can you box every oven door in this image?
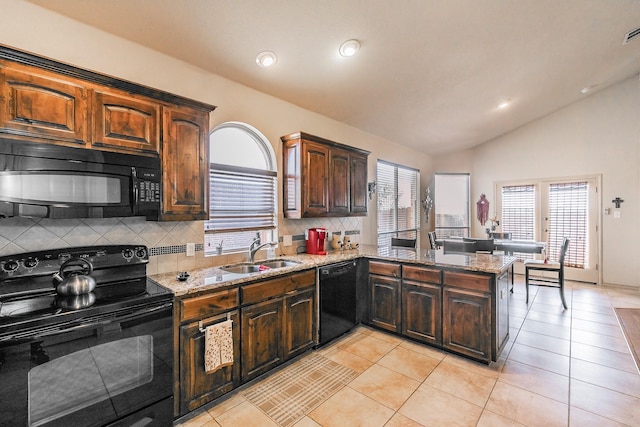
[0,301,173,427]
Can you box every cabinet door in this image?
[91,90,160,155]
[402,280,441,345]
[179,310,240,415]
[285,288,316,359]
[328,148,350,215]
[369,274,401,333]
[350,152,368,214]
[161,105,209,221]
[302,141,330,216]
[241,298,285,381]
[442,287,491,362]
[0,65,87,146]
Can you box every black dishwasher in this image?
[319,260,357,345]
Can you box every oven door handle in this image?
[0,301,173,343]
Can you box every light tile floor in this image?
[175,276,640,427]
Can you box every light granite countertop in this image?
[150,245,516,297]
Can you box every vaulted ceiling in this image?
[28,0,640,155]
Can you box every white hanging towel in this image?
[204,319,234,373]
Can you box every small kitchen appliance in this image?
[306,228,327,255]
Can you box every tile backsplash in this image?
[0,215,362,275]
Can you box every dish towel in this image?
[204,319,234,373]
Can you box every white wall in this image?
[1,0,435,251]
[436,76,640,288]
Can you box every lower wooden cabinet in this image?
[240,270,316,382]
[401,265,442,346]
[241,297,285,381]
[178,310,240,415]
[367,262,509,364]
[402,281,441,345]
[368,261,401,333]
[285,288,316,359]
[442,287,491,360]
[175,288,240,416]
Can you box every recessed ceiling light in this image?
[339,39,360,57]
[256,51,277,68]
[497,100,511,110]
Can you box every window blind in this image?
[376,161,419,247]
[501,185,535,241]
[205,163,276,233]
[548,182,588,268]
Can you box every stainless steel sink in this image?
[220,260,301,274]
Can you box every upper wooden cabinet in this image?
[0,45,216,221]
[91,89,160,155]
[161,106,209,221]
[0,65,89,147]
[281,132,370,218]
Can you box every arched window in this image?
[205,122,277,255]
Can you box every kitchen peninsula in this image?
[150,247,514,416]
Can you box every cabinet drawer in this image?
[444,271,491,293]
[242,270,316,305]
[403,265,442,284]
[369,261,400,277]
[179,288,239,322]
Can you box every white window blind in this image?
[501,185,535,241]
[548,181,588,268]
[376,161,419,247]
[205,164,276,232]
[434,173,470,238]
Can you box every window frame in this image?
[205,122,278,256]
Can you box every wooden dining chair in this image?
[391,237,416,248]
[524,237,570,309]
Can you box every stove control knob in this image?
[23,257,39,269]
[2,259,19,273]
[122,249,134,260]
[135,248,147,259]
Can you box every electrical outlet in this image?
[283,235,293,246]
[186,243,195,256]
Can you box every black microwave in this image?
[0,139,161,220]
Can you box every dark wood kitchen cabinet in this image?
[0,45,215,221]
[175,288,240,417]
[0,63,89,147]
[160,105,209,221]
[366,259,510,363]
[91,89,161,155]
[402,265,442,346]
[442,271,492,361]
[240,270,316,381]
[281,131,370,218]
[368,261,401,333]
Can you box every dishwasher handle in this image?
[320,260,357,278]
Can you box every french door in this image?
[497,176,600,284]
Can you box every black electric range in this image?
[0,245,174,427]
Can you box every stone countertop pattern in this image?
[150,245,516,297]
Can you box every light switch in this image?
[283,235,293,246]
[614,210,621,219]
[186,243,195,256]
